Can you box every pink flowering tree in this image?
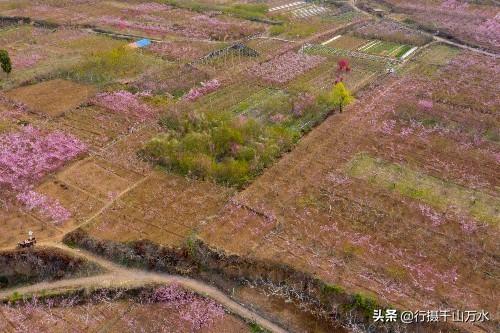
[0,126,86,223]
[16,191,71,224]
[90,90,154,121]
[151,284,225,330]
[249,52,325,84]
[183,79,221,102]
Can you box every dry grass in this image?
[83,171,233,247]
[0,208,62,248]
[5,79,96,117]
[56,157,142,202]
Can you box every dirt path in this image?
[0,243,288,333]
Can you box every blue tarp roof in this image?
[134,39,151,48]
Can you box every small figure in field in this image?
[17,231,36,248]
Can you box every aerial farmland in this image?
[0,1,498,332]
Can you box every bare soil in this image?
[6,79,96,117]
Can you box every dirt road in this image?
[0,243,288,333]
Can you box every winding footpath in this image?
[0,243,288,333]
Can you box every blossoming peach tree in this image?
[0,126,86,223]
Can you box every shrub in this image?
[0,50,12,74]
[351,293,379,319]
[249,322,268,333]
[0,126,86,194]
[214,159,250,185]
[321,283,344,295]
[143,109,300,187]
[328,82,355,113]
[17,190,71,224]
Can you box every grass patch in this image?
[224,3,269,21]
[395,44,413,58]
[321,283,345,295]
[248,322,269,333]
[161,0,211,12]
[346,153,500,225]
[385,265,408,282]
[270,21,319,38]
[418,44,461,66]
[62,46,159,85]
[9,291,23,302]
[363,41,403,57]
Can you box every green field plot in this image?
[270,10,364,40]
[326,10,362,24]
[245,38,289,57]
[230,88,286,116]
[346,153,500,226]
[393,44,413,58]
[403,43,461,76]
[359,40,412,58]
[416,44,461,66]
[327,35,414,59]
[327,35,369,50]
[64,46,166,86]
[179,81,263,114]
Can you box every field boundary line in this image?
[73,175,151,232]
[229,199,277,223]
[53,177,108,204]
[251,36,296,43]
[25,211,66,233]
[120,198,197,230]
[321,34,341,46]
[90,158,138,183]
[388,44,404,57]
